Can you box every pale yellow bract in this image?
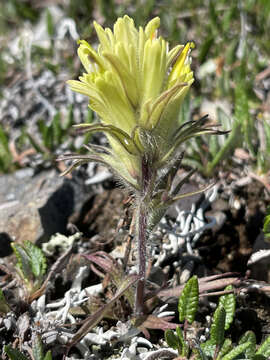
[67,15,194,190]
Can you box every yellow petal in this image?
[168,42,195,86]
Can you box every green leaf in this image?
[218,285,235,330]
[0,288,11,313]
[216,338,232,359]
[11,243,32,282]
[239,331,256,358]
[256,335,270,357]
[32,335,44,360]
[27,133,45,154]
[178,275,199,324]
[0,124,9,152]
[222,341,252,360]
[206,119,241,176]
[210,305,226,347]
[63,105,74,130]
[263,207,270,241]
[0,124,12,172]
[43,125,54,151]
[201,339,216,357]
[176,326,188,356]
[37,119,48,144]
[235,83,255,156]
[165,329,181,354]
[73,123,141,155]
[4,345,29,360]
[52,112,63,146]
[24,241,47,278]
[43,351,52,360]
[46,9,54,38]
[85,108,93,124]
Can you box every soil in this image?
[66,176,270,348]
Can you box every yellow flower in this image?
[66,16,211,190]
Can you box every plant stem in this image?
[135,199,147,315]
[135,155,152,316]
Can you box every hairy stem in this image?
[135,155,153,315]
[135,200,147,315]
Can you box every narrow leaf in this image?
[73,123,141,155]
[32,335,44,360]
[239,331,256,358]
[165,329,180,351]
[4,345,29,360]
[44,125,54,151]
[176,326,188,356]
[46,9,54,37]
[218,285,235,330]
[256,335,270,357]
[44,351,52,360]
[63,105,74,130]
[217,338,232,359]
[52,112,62,146]
[222,341,252,360]
[0,288,11,313]
[27,133,46,154]
[178,275,199,323]
[210,305,226,347]
[11,243,32,282]
[201,339,216,357]
[263,207,270,241]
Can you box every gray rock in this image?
[0,169,87,249]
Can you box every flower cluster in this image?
[66,16,200,190]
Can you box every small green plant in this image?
[165,276,270,359]
[11,240,47,301]
[0,124,14,173]
[4,335,52,360]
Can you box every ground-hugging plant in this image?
[165,276,270,359]
[58,15,225,317]
[10,241,47,302]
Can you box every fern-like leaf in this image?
[216,338,232,359]
[218,285,235,330]
[222,341,251,360]
[239,330,256,358]
[178,275,198,323]
[256,335,270,357]
[210,305,226,347]
[176,326,188,356]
